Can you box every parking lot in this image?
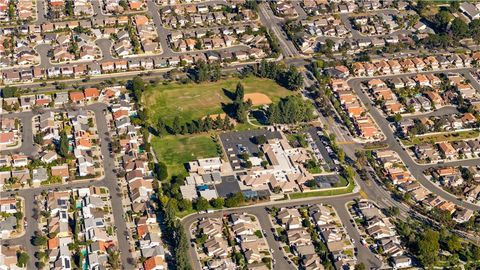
[220,129,282,171]
[306,127,340,171]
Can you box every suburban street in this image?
[182,191,384,270]
[348,70,480,212]
[0,103,134,269]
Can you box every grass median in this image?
[289,178,355,199]
[401,130,480,146]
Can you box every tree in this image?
[449,1,460,12]
[253,135,266,145]
[417,229,440,267]
[354,263,366,270]
[126,76,145,101]
[225,192,245,208]
[178,198,193,212]
[342,165,355,181]
[154,162,168,181]
[267,95,315,124]
[231,83,249,123]
[434,10,453,31]
[392,113,402,123]
[443,235,462,253]
[337,149,345,163]
[194,197,209,212]
[171,116,182,134]
[16,251,29,268]
[1,86,17,98]
[470,19,480,43]
[57,130,69,158]
[118,0,128,9]
[450,18,469,38]
[157,118,167,135]
[191,60,221,83]
[281,65,304,90]
[107,249,120,269]
[235,82,245,103]
[174,221,192,270]
[32,234,48,246]
[210,197,224,209]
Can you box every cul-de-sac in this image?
[2,1,480,270]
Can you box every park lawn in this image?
[401,130,480,146]
[289,179,354,199]
[151,133,218,177]
[143,77,292,124]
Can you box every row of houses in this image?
[0,117,20,149]
[276,207,326,269]
[301,16,350,39]
[353,201,412,269]
[1,45,269,84]
[272,0,298,18]
[426,166,480,204]
[1,89,101,113]
[103,0,144,14]
[229,213,270,267]
[0,197,21,240]
[301,0,404,16]
[42,188,118,270]
[0,245,27,269]
[0,153,70,189]
[414,140,480,162]
[105,91,167,270]
[352,13,403,36]
[373,149,473,222]
[0,33,39,68]
[329,78,382,140]
[0,0,34,21]
[49,32,100,63]
[160,3,256,29]
[352,53,477,77]
[397,113,479,138]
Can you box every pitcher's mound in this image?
[243,93,272,106]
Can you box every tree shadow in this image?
[221,102,236,118]
[148,126,159,137]
[222,87,236,101]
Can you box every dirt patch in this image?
[202,113,237,125]
[244,93,272,106]
[203,113,227,120]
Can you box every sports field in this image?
[143,77,292,124]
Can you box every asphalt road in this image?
[0,103,134,268]
[402,105,459,119]
[258,2,299,58]
[348,70,480,212]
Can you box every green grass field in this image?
[401,130,480,146]
[143,77,292,124]
[151,133,218,177]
